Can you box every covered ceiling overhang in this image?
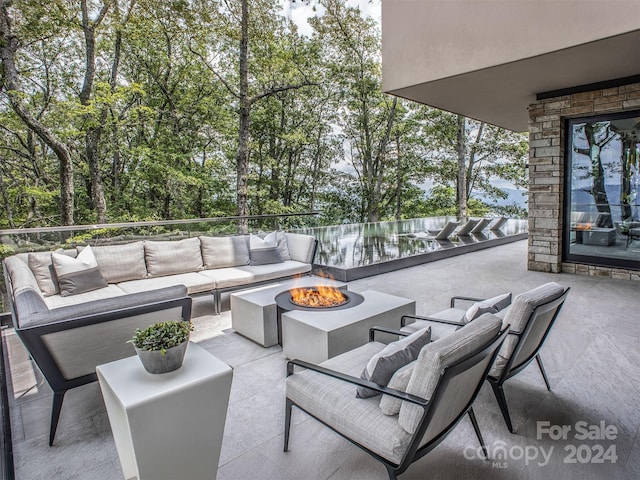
[382,0,640,132]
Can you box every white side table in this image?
[97,342,233,480]
[230,276,347,347]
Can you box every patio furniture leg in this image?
[213,291,220,315]
[468,407,488,459]
[284,398,292,452]
[490,382,515,433]
[536,354,552,391]
[49,391,66,446]
[384,465,398,480]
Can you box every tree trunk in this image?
[584,124,612,221]
[80,0,109,223]
[455,115,467,220]
[236,0,251,233]
[0,0,74,225]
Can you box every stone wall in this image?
[527,81,640,278]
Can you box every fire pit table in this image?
[230,277,348,347]
[279,290,415,364]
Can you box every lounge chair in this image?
[470,217,492,234]
[284,314,508,479]
[426,220,460,240]
[455,219,479,236]
[402,282,570,433]
[400,292,512,340]
[489,216,507,231]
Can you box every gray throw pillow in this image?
[249,246,283,265]
[51,245,108,296]
[356,326,431,399]
[262,231,291,261]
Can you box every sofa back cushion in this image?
[200,235,250,269]
[144,237,203,277]
[285,233,316,264]
[90,241,147,283]
[27,250,78,297]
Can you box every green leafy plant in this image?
[128,321,193,355]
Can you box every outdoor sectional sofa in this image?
[2,231,317,445]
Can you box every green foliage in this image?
[128,321,194,354]
[0,0,528,229]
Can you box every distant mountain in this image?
[477,188,528,209]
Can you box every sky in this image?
[281,0,380,36]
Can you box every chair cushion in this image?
[52,246,108,297]
[399,313,502,434]
[28,250,77,297]
[250,246,282,266]
[200,235,250,269]
[356,327,431,398]
[464,292,511,323]
[144,238,203,277]
[489,282,565,378]
[91,241,147,283]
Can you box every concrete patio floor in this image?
[3,240,640,479]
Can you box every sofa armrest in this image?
[15,295,192,387]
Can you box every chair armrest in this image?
[401,314,465,328]
[286,359,428,407]
[369,326,410,342]
[450,296,484,307]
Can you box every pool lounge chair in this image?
[489,216,507,231]
[455,219,479,237]
[470,218,492,234]
[426,221,460,240]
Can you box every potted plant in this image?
[128,320,194,374]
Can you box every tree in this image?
[0,0,75,225]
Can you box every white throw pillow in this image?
[51,245,107,296]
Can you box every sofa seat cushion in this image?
[199,260,311,289]
[118,273,216,296]
[44,285,127,310]
[286,342,411,464]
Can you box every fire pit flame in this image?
[290,285,348,308]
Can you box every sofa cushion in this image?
[285,233,316,263]
[27,250,77,297]
[200,235,250,269]
[118,272,217,296]
[52,246,108,297]
[398,313,502,435]
[44,285,127,310]
[198,260,312,289]
[144,238,203,277]
[356,327,431,398]
[90,242,147,283]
